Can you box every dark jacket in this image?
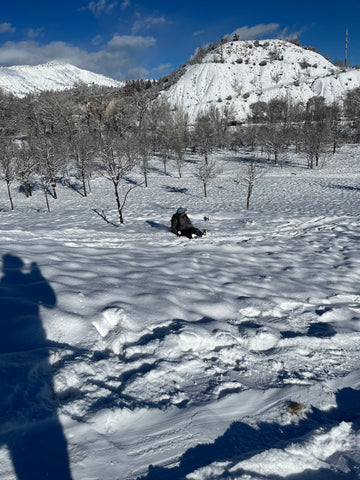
[171,212,193,234]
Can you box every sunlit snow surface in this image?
[1,146,360,479]
[164,39,360,122]
[0,62,123,97]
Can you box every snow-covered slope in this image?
[164,39,360,122]
[1,145,360,479]
[0,62,123,97]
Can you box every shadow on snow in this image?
[0,254,73,480]
[140,387,360,479]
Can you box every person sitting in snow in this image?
[171,207,205,239]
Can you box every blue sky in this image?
[0,0,359,80]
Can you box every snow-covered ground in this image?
[1,145,360,479]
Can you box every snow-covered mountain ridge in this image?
[163,39,360,121]
[0,61,123,97]
[2,39,360,122]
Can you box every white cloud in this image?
[0,22,15,33]
[278,26,305,41]
[193,30,205,37]
[108,34,156,49]
[126,66,149,79]
[27,28,44,39]
[132,15,167,34]
[0,41,86,67]
[151,63,171,74]
[91,34,104,45]
[81,0,118,16]
[0,35,156,80]
[229,24,303,43]
[231,24,281,40]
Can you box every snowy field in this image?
[1,145,360,480]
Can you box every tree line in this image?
[1,82,360,220]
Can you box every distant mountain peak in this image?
[0,62,123,97]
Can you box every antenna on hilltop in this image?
[345,28,349,68]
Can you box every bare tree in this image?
[249,98,291,126]
[208,104,235,148]
[24,91,74,138]
[130,90,160,186]
[0,139,15,210]
[258,124,287,165]
[132,90,158,130]
[13,141,37,197]
[30,134,65,199]
[136,129,152,187]
[0,89,21,138]
[69,132,96,196]
[192,111,217,164]
[233,157,266,210]
[242,125,260,151]
[27,137,57,212]
[301,121,331,169]
[194,158,219,198]
[170,106,189,178]
[267,98,290,125]
[305,96,328,123]
[22,92,75,199]
[97,132,139,225]
[147,100,173,174]
[249,101,268,122]
[328,103,346,153]
[344,87,360,120]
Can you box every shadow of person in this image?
[0,254,73,480]
[140,387,360,480]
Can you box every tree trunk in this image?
[43,186,50,212]
[203,182,207,198]
[315,152,319,167]
[6,179,14,210]
[51,180,57,199]
[246,183,253,210]
[81,168,87,197]
[113,181,124,224]
[177,156,183,178]
[143,164,148,187]
[22,182,30,198]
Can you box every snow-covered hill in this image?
[0,62,123,97]
[164,39,360,122]
[2,40,360,120]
